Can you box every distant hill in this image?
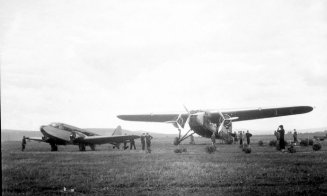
[1,128,175,142]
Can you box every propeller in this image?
[170,105,191,129]
[170,105,194,145]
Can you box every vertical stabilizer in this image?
[112,125,123,136]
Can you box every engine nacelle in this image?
[70,131,85,142]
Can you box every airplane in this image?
[25,123,140,151]
[117,106,313,145]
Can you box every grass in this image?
[2,136,327,195]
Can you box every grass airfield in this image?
[2,136,327,195]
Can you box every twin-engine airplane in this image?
[117,106,313,145]
[26,123,140,151]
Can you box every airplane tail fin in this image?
[112,125,123,136]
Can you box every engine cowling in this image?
[70,131,85,142]
[189,112,206,127]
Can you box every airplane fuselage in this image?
[26,123,140,151]
[40,123,92,145]
[37,123,99,151]
[188,112,231,139]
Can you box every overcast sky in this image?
[1,0,326,134]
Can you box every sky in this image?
[1,0,327,134]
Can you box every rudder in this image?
[112,125,123,136]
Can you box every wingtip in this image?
[304,106,314,113]
[117,115,123,120]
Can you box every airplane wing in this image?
[117,106,313,123]
[117,114,183,122]
[80,135,141,145]
[26,137,45,142]
[219,106,313,122]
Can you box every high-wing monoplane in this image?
[117,106,313,145]
[26,123,140,151]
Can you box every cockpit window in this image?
[49,123,60,128]
[62,125,73,132]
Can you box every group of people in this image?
[123,135,136,150]
[140,133,153,153]
[210,130,253,148]
[123,133,153,153]
[275,125,298,152]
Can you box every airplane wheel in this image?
[173,137,180,146]
[50,143,58,151]
[79,144,86,151]
[90,144,96,151]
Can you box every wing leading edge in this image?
[117,106,313,123]
[81,135,140,145]
[117,114,183,123]
[220,106,313,122]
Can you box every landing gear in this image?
[50,143,58,151]
[89,144,96,151]
[173,129,194,145]
[171,109,196,145]
[79,143,86,151]
[113,144,120,149]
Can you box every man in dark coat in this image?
[245,130,252,146]
[293,129,298,143]
[145,133,153,153]
[130,138,136,150]
[233,131,238,144]
[140,133,146,150]
[278,125,285,151]
[21,136,26,151]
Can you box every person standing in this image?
[239,131,243,146]
[189,134,195,144]
[245,130,252,146]
[274,130,280,141]
[293,129,298,143]
[277,125,285,151]
[145,133,153,153]
[21,136,26,151]
[123,134,129,150]
[140,133,146,150]
[233,131,238,144]
[242,131,246,148]
[211,134,216,147]
[130,138,136,150]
